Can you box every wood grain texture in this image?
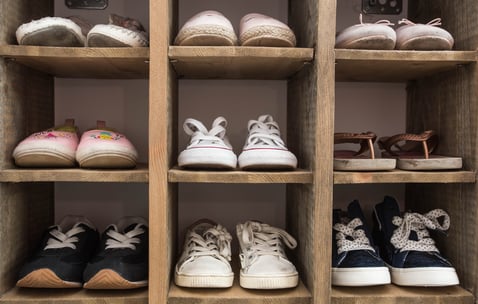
[334,170,475,184]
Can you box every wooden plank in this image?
[169,46,314,79]
[169,280,311,304]
[334,170,475,184]
[168,168,313,184]
[335,50,476,82]
[0,164,149,183]
[332,285,474,304]
[0,46,149,79]
[0,287,148,304]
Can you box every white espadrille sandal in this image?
[239,13,296,47]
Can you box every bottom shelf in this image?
[332,285,474,304]
[0,287,148,303]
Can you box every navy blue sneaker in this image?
[17,215,99,288]
[332,200,390,286]
[83,216,148,289]
[373,196,459,286]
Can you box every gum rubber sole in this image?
[16,268,82,288]
[84,269,147,289]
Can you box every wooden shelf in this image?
[335,49,476,82]
[332,285,474,304]
[169,280,311,304]
[168,168,313,183]
[0,164,149,183]
[169,46,314,79]
[334,170,476,184]
[0,45,149,78]
[0,287,148,303]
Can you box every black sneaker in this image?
[373,196,459,286]
[17,215,99,288]
[332,200,390,286]
[83,216,148,289]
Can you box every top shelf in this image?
[0,45,149,79]
[335,49,477,82]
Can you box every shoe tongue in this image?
[123,223,142,234]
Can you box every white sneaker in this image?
[238,115,297,170]
[236,221,299,289]
[175,219,234,288]
[87,14,149,47]
[178,117,237,169]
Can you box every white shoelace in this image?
[398,18,442,27]
[244,115,287,149]
[390,209,450,252]
[105,224,145,250]
[333,218,374,255]
[44,224,85,250]
[183,117,232,149]
[185,224,232,261]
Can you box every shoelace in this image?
[105,224,145,250]
[44,225,85,250]
[186,225,232,261]
[184,117,231,148]
[333,218,374,255]
[390,209,450,252]
[398,18,442,27]
[359,13,394,27]
[245,115,287,149]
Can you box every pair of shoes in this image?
[16,14,148,47]
[17,215,148,289]
[174,219,298,289]
[334,130,462,171]
[336,14,454,50]
[178,115,297,170]
[12,119,138,169]
[175,10,296,47]
[332,198,459,287]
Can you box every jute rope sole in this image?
[175,24,237,46]
[240,25,296,47]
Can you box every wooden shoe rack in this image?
[0,0,477,303]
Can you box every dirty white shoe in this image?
[237,221,298,289]
[396,18,454,50]
[175,219,233,288]
[87,14,149,47]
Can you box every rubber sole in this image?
[240,271,298,289]
[238,149,297,170]
[14,150,76,168]
[18,26,84,47]
[390,266,459,286]
[84,269,147,289]
[332,266,391,286]
[78,152,137,169]
[17,268,82,288]
[178,147,237,169]
[175,272,234,288]
[336,35,396,50]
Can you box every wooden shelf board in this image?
[0,164,148,183]
[168,168,313,183]
[334,170,476,184]
[0,287,148,303]
[332,285,474,304]
[169,280,311,304]
[335,49,476,82]
[169,46,314,79]
[0,45,149,78]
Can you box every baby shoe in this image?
[76,121,138,169]
[238,115,297,170]
[13,119,79,168]
[175,10,238,46]
[239,13,296,47]
[335,14,396,50]
[87,14,149,47]
[395,18,454,50]
[16,16,92,47]
[178,117,237,169]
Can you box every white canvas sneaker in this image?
[175,219,234,288]
[236,221,299,289]
[178,117,237,169]
[238,115,297,170]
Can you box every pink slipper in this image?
[76,121,138,169]
[239,13,296,47]
[12,119,79,168]
[396,18,454,50]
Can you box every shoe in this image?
[334,132,396,171]
[396,18,454,50]
[175,219,233,288]
[178,117,237,169]
[332,200,391,286]
[239,13,296,47]
[83,216,148,289]
[335,14,396,50]
[12,119,79,168]
[16,16,92,47]
[373,196,459,286]
[175,10,238,46]
[237,220,298,289]
[16,215,99,288]
[86,14,149,47]
[238,115,297,170]
[76,121,138,169]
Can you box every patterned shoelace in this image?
[333,218,374,254]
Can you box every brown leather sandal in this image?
[334,132,396,171]
[378,130,462,170]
